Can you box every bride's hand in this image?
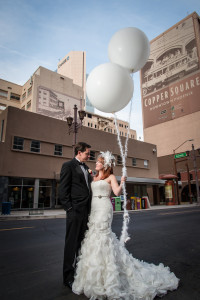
[120,176,127,185]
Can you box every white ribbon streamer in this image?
[113,95,133,245]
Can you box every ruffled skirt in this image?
[72,222,179,300]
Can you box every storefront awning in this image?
[116,176,165,185]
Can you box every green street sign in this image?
[174,152,187,159]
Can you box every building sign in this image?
[58,56,70,68]
[36,86,81,120]
[141,14,200,129]
[142,71,200,128]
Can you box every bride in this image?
[72,151,179,300]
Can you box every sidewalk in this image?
[0,203,199,221]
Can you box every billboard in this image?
[141,14,200,129]
[36,86,82,120]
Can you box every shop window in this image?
[39,179,52,208]
[10,93,20,101]
[54,144,62,156]
[31,140,40,153]
[13,136,24,150]
[117,155,122,165]
[132,158,137,166]
[144,160,149,168]
[89,150,95,161]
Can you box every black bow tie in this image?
[79,162,86,168]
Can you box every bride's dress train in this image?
[72,180,179,300]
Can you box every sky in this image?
[0,0,199,140]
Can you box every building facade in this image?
[141,12,200,157]
[57,51,86,98]
[0,107,162,210]
[0,64,136,139]
[140,12,200,203]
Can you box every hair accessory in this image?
[98,151,115,170]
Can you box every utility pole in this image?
[173,152,180,205]
[185,162,192,204]
[192,144,200,203]
[173,139,194,205]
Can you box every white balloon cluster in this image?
[86,27,150,113]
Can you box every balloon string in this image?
[113,95,133,245]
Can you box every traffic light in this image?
[177,172,181,181]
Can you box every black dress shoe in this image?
[63,281,73,289]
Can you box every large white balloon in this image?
[108,27,150,73]
[86,63,134,113]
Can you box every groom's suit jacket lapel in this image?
[72,158,91,192]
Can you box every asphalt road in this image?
[0,207,200,300]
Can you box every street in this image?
[0,206,200,300]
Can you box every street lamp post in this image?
[66,101,86,156]
[173,139,194,205]
[191,144,200,204]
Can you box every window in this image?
[0,89,8,98]
[31,140,40,153]
[27,87,32,96]
[13,136,24,150]
[54,144,62,156]
[22,92,26,101]
[89,150,95,161]
[10,93,20,101]
[27,100,31,110]
[144,160,149,168]
[87,113,92,118]
[132,158,137,166]
[117,155,122,165]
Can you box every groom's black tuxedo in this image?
[59,158,92,284]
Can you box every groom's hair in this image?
[75,142,91,155]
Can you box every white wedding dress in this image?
[72,180,179,300]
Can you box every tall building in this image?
[57,51,86,98]
[0,52,136,139]
[140,12,200,203]
[141,12,200,157]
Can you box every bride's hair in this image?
[95,156,113,179]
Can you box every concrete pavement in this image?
[0,203,199,221]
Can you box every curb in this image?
[0,204,199,221]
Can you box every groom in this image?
[59,142,92,289]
